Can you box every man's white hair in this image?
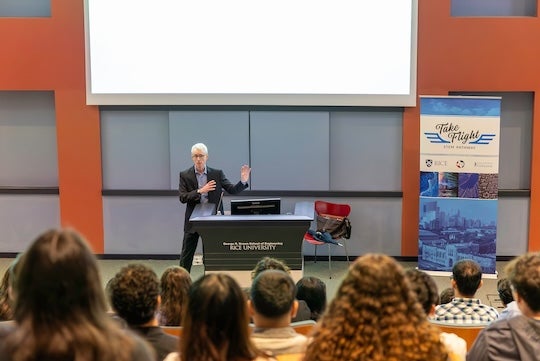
[191,143,208,155]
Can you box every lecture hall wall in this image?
[0,0,538,256]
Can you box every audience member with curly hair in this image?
[109,263,178,360]
[0,228,155,361]
[0,256,20,321]
[303,253,448,361]
[164,273,274,361]
[158,266,192,326]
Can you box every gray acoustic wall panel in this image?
[301,198,402,257]
[0,91,58,187]
[169,111,250,190]
[498,93,532,189]
[0,195,60,252]
[330,111,402,191]
[0,0,51,17]
[101,111,171,190]
[452,0,536,17]
[496,197,529,256]
[250,111,329,190]
[103,196,184,254]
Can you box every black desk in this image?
[190,203,312,286]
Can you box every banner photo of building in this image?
[419,96,501,276]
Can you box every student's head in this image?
[5,228,143,361]
[304,254,448,361]
[191,143,208,171]
[109,263,160,326]
[181,273,260,361]
[505,253,540,314]
[296,276,327,321]
[251,257,290,280]
[13,228,108,323]
[405,269,439,315]
[452,259,482,297]
[250,270,297,319]
[439,287,455,305]
[159,266,192,326]
[497,278,514,307]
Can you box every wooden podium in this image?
[190,202,313,287]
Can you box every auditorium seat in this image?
[430,321,487,351]
[290,319,316,336]
[276,353,304,361]
[162,326,183,337]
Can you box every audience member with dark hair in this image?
[251,257,311,322]
[109,263,178,360]
[434,259,498,323]
[405,269,466,360]
[158,266,192,326]
[295,276,326,321]
[468,253,540,361]
[303,254,448,361]
[439,287,455,305]
[249,270,308,355]
[164,273,274,361]
[0,228,155,361]
[497,277,521,320]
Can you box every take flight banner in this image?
[418,96,501,276]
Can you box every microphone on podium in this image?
[216,191,224,215]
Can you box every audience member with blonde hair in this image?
[303,253,448,361]
[164,273,274,361]
[158,266,192,326]
[0,228,155,361]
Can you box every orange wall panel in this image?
[0,0,103,252]
[402,0,540,255]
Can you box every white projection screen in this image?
[84,0,417,106]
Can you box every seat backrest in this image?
[430,321,486,351]
[315,201,351,218]
[291,319,316,336]
[162,326,183,337]
[276,353,304,361]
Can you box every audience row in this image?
[0,227,539,361]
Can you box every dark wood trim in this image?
[0,187,59,195]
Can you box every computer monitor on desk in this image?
[230,198,281,215]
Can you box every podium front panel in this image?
[191,215,311,272]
